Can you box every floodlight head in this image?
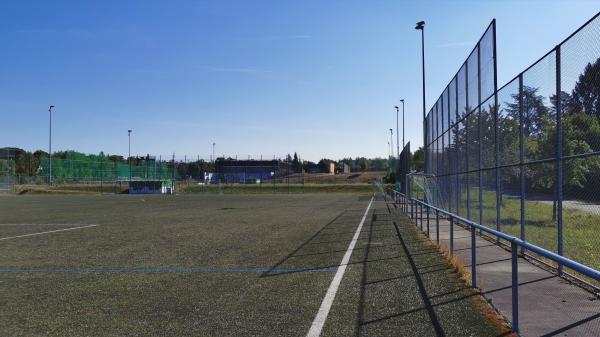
[49,105,54,112]
[128,129,132,134]
[394,106,399,110]
[415,21,425,30]
[400,99,405,103]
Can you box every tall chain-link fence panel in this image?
[396,142,411,194]
[423,13,600,284]
[0,148,16,193]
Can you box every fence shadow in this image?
[353,199,510,337]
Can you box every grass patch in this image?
[0,193,372,336]
[178,183,375,194]
[436,187,600,282]
[15,183,377,195]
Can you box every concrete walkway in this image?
[399,200,600,337]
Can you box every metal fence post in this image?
[415,201,418,223]
[402,194,405,213]
[556,45,564,275]
[420,203,423,230]
[426,205,430,237]
[471,227,477,288]
[511,241,519,333]
[519,74,526,254]
[414,201,417,224]
[493,20,501,239]
[477,44,484,234]
[455,82,460,217]
[413,199,416,220]
[417,202,420,227]
[465,60,471,222]
[400,193,403,211]
[450,216,454,255]
[436,210,440,243]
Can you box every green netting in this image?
[39,158,173,181]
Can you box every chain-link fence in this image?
[396,142,411,194]
[423,13,600,286]
[0,148,16,193]
[6,152,382,194]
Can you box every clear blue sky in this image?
[1,0,598,161]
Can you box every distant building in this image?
[329,162,335,175]
[304,164,320,174]
[342,163,350,173]
[214,159,291,184]
[128,180,174,194]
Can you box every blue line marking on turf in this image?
[0,267,337,274]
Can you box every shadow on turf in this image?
[260,209,366,277]
[259,201,438,278]
[353,199,512,337]
[353,205,447,336]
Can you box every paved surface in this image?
[539,199,600,214]
[404,199,600,337]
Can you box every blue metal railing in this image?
[386,188,600,334]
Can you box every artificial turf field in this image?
[0,192,510,337]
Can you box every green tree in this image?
[412,147,424,172]
[570,58,600,117]
[318,159,333,173]
[384,171,396,184]
[359,158,368,171]
[108,155,124,163]
[33,150,48,159]
[15,151,39,176]
[292,152,300,173]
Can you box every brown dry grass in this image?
[415,227,517,337]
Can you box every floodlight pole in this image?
[128,130,132,182]
[415,20,426,173]
[48,105,54,186]
[395,105,400,161]
[389,128,394,158]
[400,99,405,149]
[387,141,390,159]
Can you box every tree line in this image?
[431,57,600,202]
[1,148,421,181]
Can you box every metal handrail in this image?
[386,187,600,333]
[400,190,600,282]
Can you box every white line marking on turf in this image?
[0,224,90,226]
[306,195,374,337]
[0,225,98,241]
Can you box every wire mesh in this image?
[497,78,520,166]
[410,13,600,336]
[423,13,600,286]
[522,52,557,163]
[0,149,15,193]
